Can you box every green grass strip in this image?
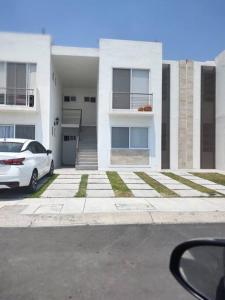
[106,171,133,197]
[163,172,221,196]
[76,174,88,197]
[192,172,225,186]
[29,174,58,198]
[136,172,179,197]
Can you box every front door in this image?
[62,135,76,165]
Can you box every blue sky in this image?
[0,0,224,60]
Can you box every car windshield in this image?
[0,142,23,153]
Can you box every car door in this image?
[27,142,44,177]
[35,142,50,175]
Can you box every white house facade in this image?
[0,32,224,171]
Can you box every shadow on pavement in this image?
[0,176,49,201]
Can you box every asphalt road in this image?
[0,224,225,300]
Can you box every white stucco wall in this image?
[63,87,97,126]
[50,60,62,167]
[0,32,52,149]
[216,51,225,169]
[98,39,162,170]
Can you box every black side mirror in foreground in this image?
[170,239,225,300]
[46,150,52,155]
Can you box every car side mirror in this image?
[170,239,225,300]
[46,150,52,155]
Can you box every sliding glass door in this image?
[113,69,130,109]
[6,63,27,105]
[112,68,150,109]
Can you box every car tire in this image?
[28,170,38,193]
[48,161,54,176]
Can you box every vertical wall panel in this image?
[200,66,215,169]
[178,61,194,169]
[161,64,170,169]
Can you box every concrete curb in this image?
[0,211,225,227]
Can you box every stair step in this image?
[79,149,97,151]
[80,144,97,146]
[77,162,98,164]
[76,165,98,170]
[78,156,97,160]
[77,162,98,166]
[79,154,97,156]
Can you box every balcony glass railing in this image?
[0,88,35,107]
[112,92,153,111]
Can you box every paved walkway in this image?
[145,172,208,197]
[1,196,225,226]
[1,169,225,226]
[174,171,225,194]
[41,170,222,198]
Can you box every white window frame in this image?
[0,61,36,106]
[111,126,149,150]
[0,124,14,138]
[112,68,151,109]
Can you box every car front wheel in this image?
[28,170,38,193]
[48,161,54,176]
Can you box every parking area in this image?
[38,169,225,198]
[1,169,225,200]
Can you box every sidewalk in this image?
[1,196,225,227]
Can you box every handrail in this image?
[74,109,82,167]
[112,92,153,110]
[0,87,35,107]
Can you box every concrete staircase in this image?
[76,126,98,170]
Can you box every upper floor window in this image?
[112,68,151,110]
[0,62,36,106]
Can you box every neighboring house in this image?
[0,32,224,170]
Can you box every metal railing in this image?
[62,109,82,167]
[62,108,83,126]
[112,92,153,110]
[0,88,35,107]
[75,109,82,166]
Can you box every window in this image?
[130,127,148,148]
[64,96,76,102]
[35,142,46,153]
[112,127,129,148]
[70,96,76,102]
[0,62,6,104]
[0,125,14,138]
[0,62,36,106]
[0,142,23,153]
[0,124,35,139]
[64,96,70,102]
[7,63,26,105]
[28,142,46,154]
[111,127,148,149]
[64,135,76,141]
[113,69,150,109]
[84,96,96,103]
[15,125,35,140]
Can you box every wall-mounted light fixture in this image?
[54,117,59,126]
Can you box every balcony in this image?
[0,88,37,112]
[110,92,153,116]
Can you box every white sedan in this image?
[0,139,54,192]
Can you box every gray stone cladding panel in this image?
[111,149,150,165]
